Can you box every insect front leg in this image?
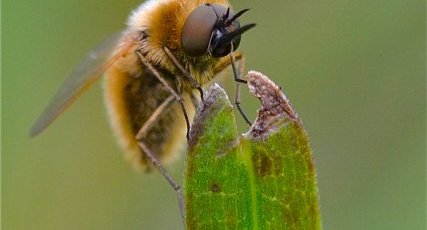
[230,54,252,126]
[211,52,252,126]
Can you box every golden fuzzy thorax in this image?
[104,0,233,169]
[131,0,230,89]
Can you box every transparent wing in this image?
[29,32,136,137]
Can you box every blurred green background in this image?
[2,0,425,229]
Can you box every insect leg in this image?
[136,50,190,226]
[136,50,191,138]
[137,141,185,226]
[163,46,204,101]
[230,53,252,125]
[210,52,251,125]
[135,95,186,224]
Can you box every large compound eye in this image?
[181,5,218,57]
[181,4,255,57]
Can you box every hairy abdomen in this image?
[103,54,193,170]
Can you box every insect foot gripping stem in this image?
[185,72,322,230]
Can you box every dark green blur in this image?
[2,0,425,229]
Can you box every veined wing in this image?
[29,32,136,137]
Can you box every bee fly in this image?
[30,0,255,221]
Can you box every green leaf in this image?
[185,71,322,230]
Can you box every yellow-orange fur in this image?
[104,0,232,169]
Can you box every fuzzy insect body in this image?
[30,0,255,169]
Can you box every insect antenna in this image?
[222,7,231,21]
[216,23,256,49]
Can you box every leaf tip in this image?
[246,71,300,139]
[188,83,232,147]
